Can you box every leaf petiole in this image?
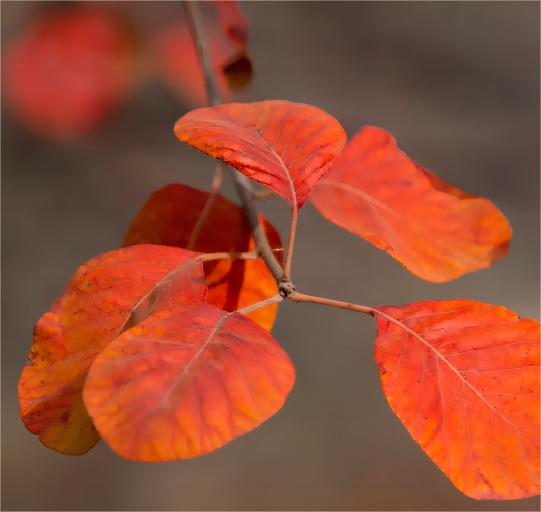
[236,294,283,316]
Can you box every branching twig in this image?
[183,0,284,283]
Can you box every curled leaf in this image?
[83,302,295,461]
[310,127,512,282]
[18,245,206,454]
[123,184,282,330]
[174,100,347,207]
[374,300,540,499]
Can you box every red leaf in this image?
[18,245,206,454]
[83,302,295,461]
[4,7,135,139]
[174,101,347,208]
[123,184,282,330]
[374,300,540,499]
[310,127,512,282]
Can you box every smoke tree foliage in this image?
[15,1,539,503]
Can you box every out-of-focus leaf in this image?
[212,0,252,89]
[174,101,347,208]
[123,184,281,331]
[5,6,135,139]
[18,245,206,454]
[83,302,295,461]
[374,299,540,499]
[155,2,252,107]
[310,126,512,282]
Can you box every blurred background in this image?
[2,1,539,510]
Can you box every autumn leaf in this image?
[83,302,295,461]
[4,6,135,139]
[310,126,512,282]
[155,2,252,107]
[374,300,540,499]
[18,245,206,454]
[123,184,282,330]
[174,100,347,208]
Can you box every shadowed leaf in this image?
[174,100,347,208]
[310,126,512,282]
[18,245,206,454]
[83,302,295,461]
[123,184,282,330]
[374,300,540,499]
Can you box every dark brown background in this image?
[2,1,539,510]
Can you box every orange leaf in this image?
[83,302,295,461]
[123,184,282,330]
[174,101,347,208]
[310,127,512,282]
[374,300,540,499]
[4,7,135,139]
[18,245,206,454]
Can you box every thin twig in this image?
[236,294,283,316]
[187,163,224,249]
[183,2,219,105]
[198,251,257,263]
[183,0,284,283]
[289,291,375,317]
[232,175,284,281]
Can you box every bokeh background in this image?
[2,1,539,510]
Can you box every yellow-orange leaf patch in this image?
[374,300,540,499]
[83,302,295,461]
[310,126,511,282]
[123,184,281,330]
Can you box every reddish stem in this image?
[288,291,375,317]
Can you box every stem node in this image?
[279,279,296,298]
